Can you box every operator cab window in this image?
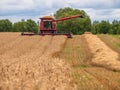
[44,21,52,29]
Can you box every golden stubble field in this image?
[0,33,71,90]
[1,32,120,90]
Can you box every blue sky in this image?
[0,0,120,23]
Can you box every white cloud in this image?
[0,0,120,22]
[0,0,34,11]
[67,0,116,8]
[83,8,120,22]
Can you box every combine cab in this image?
[21,15,83,38]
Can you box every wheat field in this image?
[0,33,71,90]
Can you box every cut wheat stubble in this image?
[0,34,71,90]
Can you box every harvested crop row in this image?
[0,34,71,90]
[84,33,120,70]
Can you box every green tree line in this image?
[0,19,38,33]
[92,20,120,34]
[0,7,120,35]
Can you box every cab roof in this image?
[40,16,54,20]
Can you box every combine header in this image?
[21,15,83,38]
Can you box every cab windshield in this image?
[44,21,52,29]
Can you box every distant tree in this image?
[13,19,38,33]
[13,20,26,32]
[13,22,19,32]
[117,25,120,34]
[91,20,100,34]
[26,19,38,33]
[99,20,111,34]
[92,20,111,34]
[54,7,91,34]
[111,20,120,34]
[0,19,12,32]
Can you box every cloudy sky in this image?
[0,0,120,23]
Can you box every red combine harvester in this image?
[21,15,83,38]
